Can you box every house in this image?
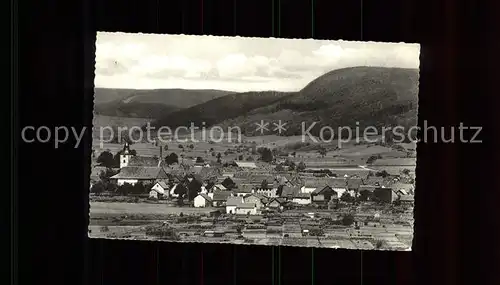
[358,185,377,201]
[243,193,269,209]
[149,181,169,199]
[209,191,233,207]
[330,178,349,197]
[226,196,245,214]
[151,181,169,196]
[280,185,301,199]
[373,187,398,203]
[111,166,169,186]
[346,178,363,192]
[391,183,415,195]
[301,180,325,193]
[213,184,227,191]
[399,194,415,205]
[194,193,213,208]
[234,161,258,168]
[233,184,255,197]
[292,193,311,205]
[235,203,258,215]
[311,186,338,203]
[267,197,286,209]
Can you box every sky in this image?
[95,32,420,92]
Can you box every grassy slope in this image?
[94,88,233,118]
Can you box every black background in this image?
[12,0,500,284]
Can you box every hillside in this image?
[94,88,233,118]
[149,66,419,138]
[221,67,419,137]
[149,91,291,129]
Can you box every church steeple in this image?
[120,142,132,168]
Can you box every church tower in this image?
[120,142,132,168]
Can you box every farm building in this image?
[243,193,269,209]
[110,166,168,186]
[311,186,338,203]
[373,187,398,203]
[292,193,312,205]
[358,185,377,201]
[226,196,245,214]
[391,183,415,195]
[235,203,258,215]
[149,181,169,199]
[398,194,415,205]
[209,191,233,207]
[233,184,255,197]
[267,197,286,209]
[194,193,213,208]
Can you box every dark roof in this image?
[128,156,161,167]
[399,195,415,201]
[312,185,335,194]
[359,185,378,192]
[268,197,286,204]
[293,193,311,199]
[111,167,168,180]
[226,196,244,206]
[363,177,385,186]
[212,191,232,201]
[235,185,255,193]
[237,203,256,209]
[329,178,348,188]
[281,186,301,197]
[346,178,363,189]
[243,193,269,203]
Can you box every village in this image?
[89,137,415,250]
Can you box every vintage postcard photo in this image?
[90,32,419,250]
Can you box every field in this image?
[89,201,413,250]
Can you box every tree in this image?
[209,147,214,152]
[375,170,389,178]
[340,192,355,203]
[276,185,284,196]
[211,151,216,157]
[216,153,222,163]
[196,157,204,163]
[261,179,269,190]
[174,183,187,206]
[165,153,179,165]
[275,164,284,172]
[187,179,202,201]
[222,177,236,190]
[97,151,115,168]
[90,181,105,194]
[189,144,194,150]
[178,144,184,149]
[116,182,134,196]
[341,214,355,226]
[297,162,307,172]
[258,147,273,163]
[164,144,169,151]
[401,168,410,176]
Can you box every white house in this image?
[292,193,311,205]
[235,203,258,215]
[151,181,169,197]
[254,187,278,197]
[225,196,244,214]
[194,193,213,208]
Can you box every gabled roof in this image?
[292,193,311,199]
[235,184,255,193]
[237,203,256,209]
[329,178,348,188]
[312,185,335,194]
[346,178,363,189]
[399,195,414,201]
[391,183,414,192]
[155,181,169,189]
[128,156,161,167]
[226,196,244,206]
[363,177,385,186]
[111,167,168,180]
[268,197,286,204]
[281,186,301,197]
[197,193,212,202]
[212,191,232,201]
[243,193,269,203]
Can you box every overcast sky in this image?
[95,32,420,92]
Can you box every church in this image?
[110,142,168,186]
